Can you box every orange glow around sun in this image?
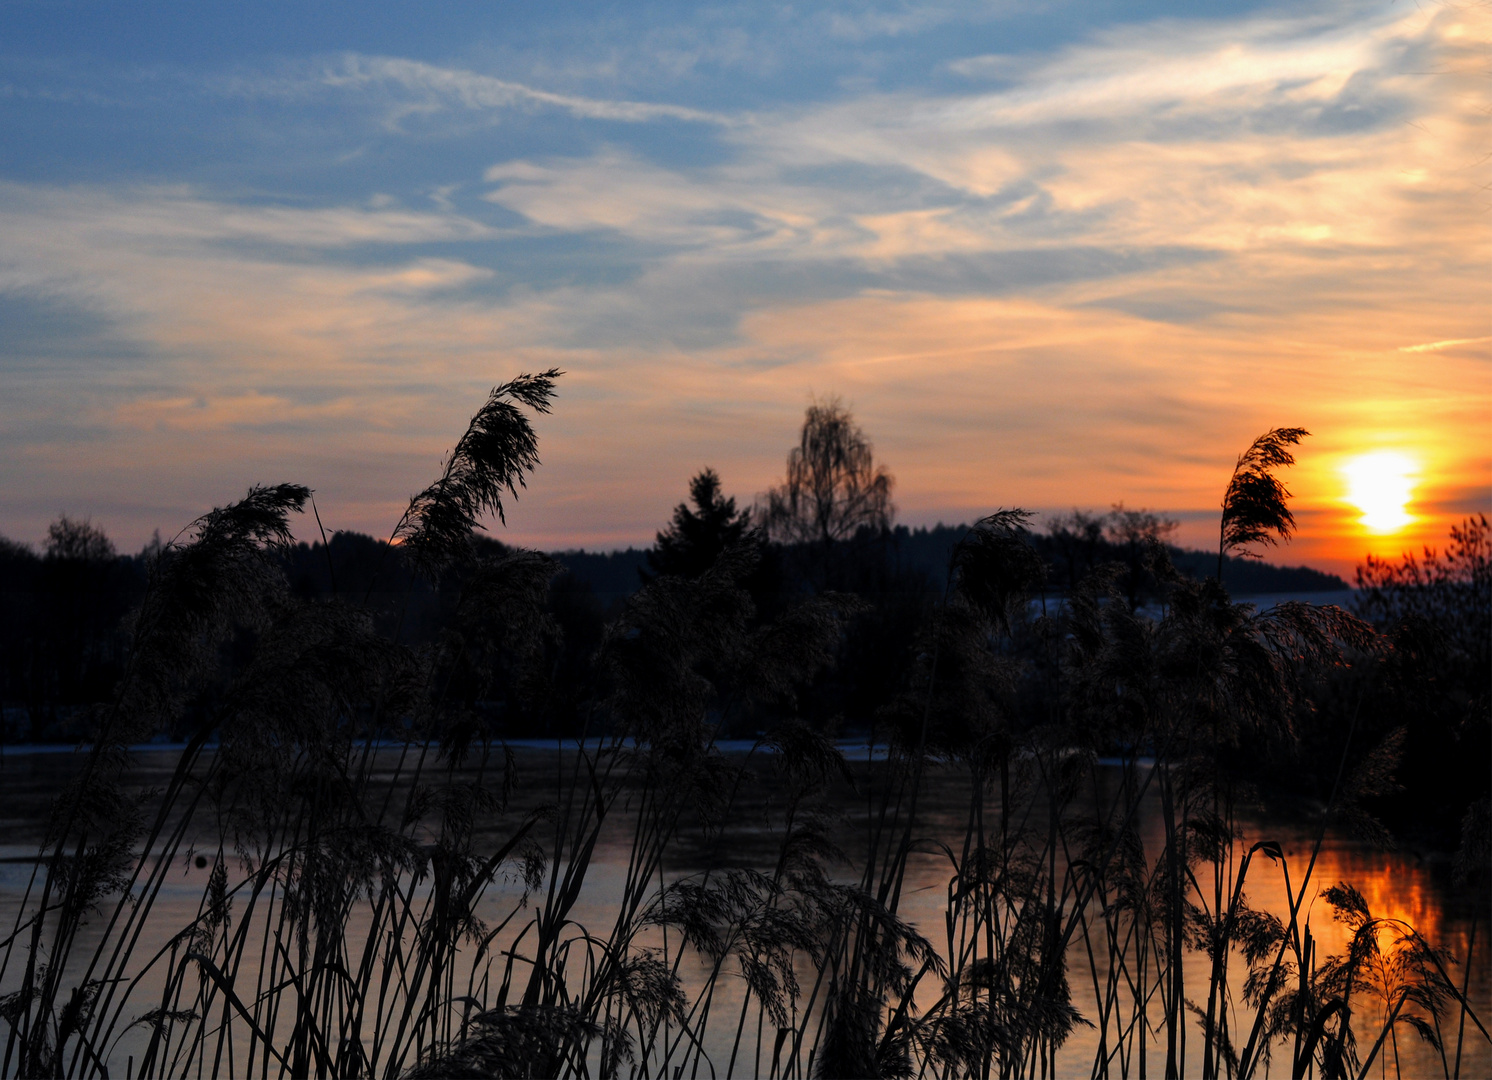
[1341,451,1418,534]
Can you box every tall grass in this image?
[1,379,1485,1079]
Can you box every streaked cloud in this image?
[0,183,494,268]
[940,9,1401,127]
[318,54,732,126]
[1399,336,1492,354]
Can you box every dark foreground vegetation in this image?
[0,373,1486,1078]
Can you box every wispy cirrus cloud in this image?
[469,3,1464,267]
[482,153,861,253]
[940,8,1405,126]
[1399,336,1492,354]
[317,54,732,126]
[0,182,495,267]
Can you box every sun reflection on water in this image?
[1303,846,1446,947]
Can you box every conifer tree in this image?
[644,468,752,580]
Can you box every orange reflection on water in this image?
[1298,844,1447,954]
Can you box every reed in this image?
[1,381,1485,1079]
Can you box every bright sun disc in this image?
[1342,451,1417,533]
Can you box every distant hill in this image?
[1167,548,1347,594]
[550,525,1347,599]
[550,547,651,603]
[270,526,1347,605]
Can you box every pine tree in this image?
[644,468,753,580]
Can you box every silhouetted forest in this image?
[550,528,1345,605]
[0,378,1486,1079]
[0,508,1343,744]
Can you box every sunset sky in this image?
[1,0,1487,577]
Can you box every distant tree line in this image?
[0,492,1340,745]
[0,519,148,742]
[552,515,1346,605]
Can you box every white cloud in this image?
[472,2,1474,272]
[481,152,838,252]
[935,9,1403,128]
[321,54,732,126]
[734,3,1433,193]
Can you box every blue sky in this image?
[1,0,1486,570]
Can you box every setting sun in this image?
[1343,450,1418,534]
